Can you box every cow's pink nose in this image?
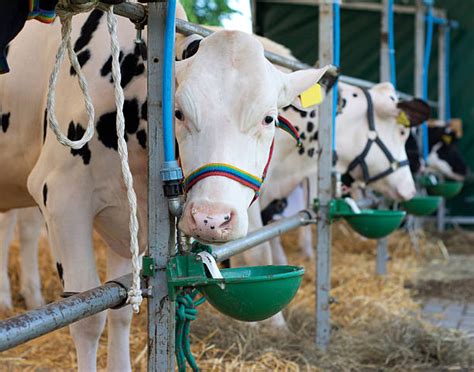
[191,209,233,236]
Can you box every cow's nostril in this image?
[219,213,232,228]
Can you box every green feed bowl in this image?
[400,196,442,216]
[338,210,406,239]
[199,265,304,322]
[426,181,463,199]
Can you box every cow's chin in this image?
[178,199,249,244]
[371,177,416,202]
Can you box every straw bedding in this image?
[1,222,473,370]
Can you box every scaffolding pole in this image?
[316,1,334,351]
[146,2,175,370]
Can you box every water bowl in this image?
[337,210,406,239]
[426,181,463,199]
[199,265,304,322]
[400,196,442,216]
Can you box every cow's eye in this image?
[400,129,407,136]
[175,109,184,121]
[263,115,276,126]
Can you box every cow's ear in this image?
[278,65,330,108]
[397,98,430,127]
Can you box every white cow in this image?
[0,8,330,372]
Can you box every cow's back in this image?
[0,21,60,210]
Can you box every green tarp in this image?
[256,0,474,217]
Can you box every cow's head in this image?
[175,31,329,243]
[337,82,429,201]
[427,125,468,181]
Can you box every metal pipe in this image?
[212,210,316,262]
[69,0,147,23]
[146,2,175,370]
[0,275,131,352]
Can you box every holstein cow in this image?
[405,120,468,181]
[0,10,330,372]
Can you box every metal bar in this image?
[376,239,388,275]
[316,1,334,352]
[0,275,130,351]
[380,0,390,83]
[212,210,316,262]
[438,24,446,124]
[427,216,474,225]
[175,19,438,107]
[146,2,175,371]
[69,0,147,23]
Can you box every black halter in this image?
[341,88,409,187]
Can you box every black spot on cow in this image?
[282,106,290,112]
[141,100,147,121]
[290,105,308,118]
[67,121,91,165]
[56,262,64,286]
[307,121,314,133]
[43,110,48,143]
[294,125,300,133]
[96,99,144,150]
[100,51,124,77]
[1,112,10,133]
[118,52,145,88]
[307,148,315,158]
[342,98,347,108]
[353,93,358,98]
[312,131,319,142]
[70,49,91,76]
[42,183,48,207]
[136,129,147,149]
[73,9,103,52]
[300,132,306,141]
[310,110,316,118]
[298,146,305,156]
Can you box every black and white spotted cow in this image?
[405,122,468,181]
[0,7,330,371]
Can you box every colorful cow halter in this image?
[28,0,57,24]
[183,115,300,204]
[341,88,409,187]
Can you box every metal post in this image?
[380,0,390,82]
[414,0,425,99]
[436,25,447,233]
[316,1,334,351]
[147,2,175,371]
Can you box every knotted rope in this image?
[46,2,142,312]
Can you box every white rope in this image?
[47,2,142,312]
[106,7,142,313]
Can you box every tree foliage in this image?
[180,0,239,26]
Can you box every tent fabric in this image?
[256,0,474,218]
[0,0,58,74]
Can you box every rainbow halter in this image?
[182,115,300,204]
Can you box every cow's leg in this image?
[0,210,17,311]
[270,237,288,265]
[299,178,314,259]
[17,207,45,309]
[105,247,133,372]
[29,174,104,372]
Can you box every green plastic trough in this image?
[400,196,442,216]
[199,265,304,322]
[426,181,463,199]
[336,210,406,239]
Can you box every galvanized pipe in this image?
[0,274,131,352]
[212,210,316,262]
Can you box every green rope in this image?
[175,290,206,371]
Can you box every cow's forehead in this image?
[179,31,280,105]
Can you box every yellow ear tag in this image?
[396,111,410,127]
[300,83,323,108]
[441,134,453,145]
